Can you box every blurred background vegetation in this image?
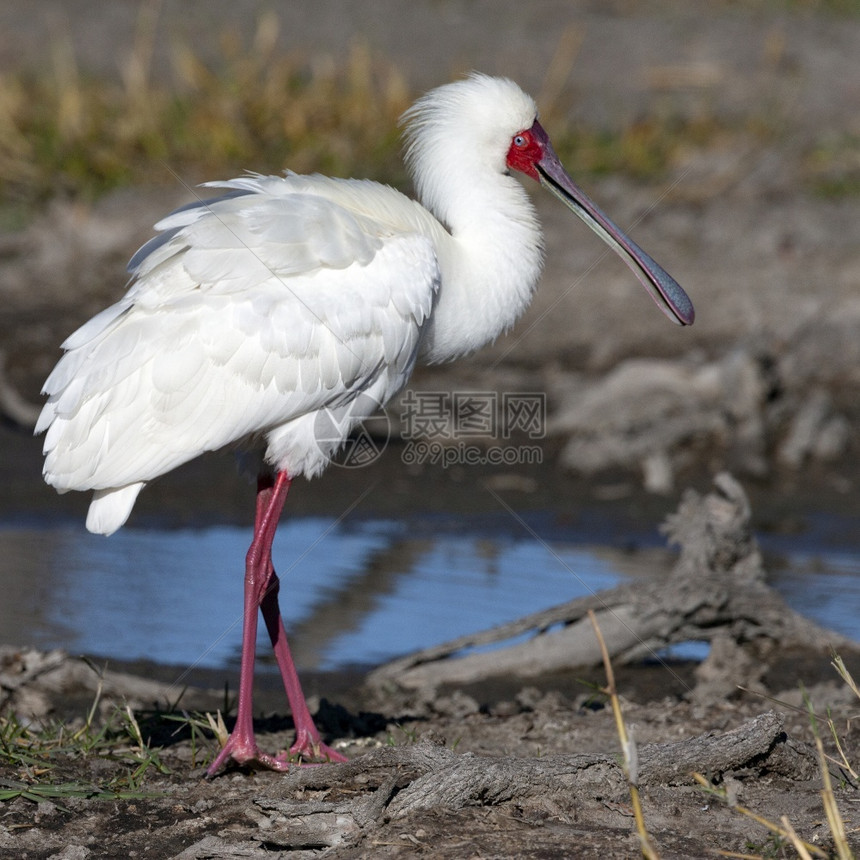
[0,13,411,209]
[0,3,857,223]
[0,8,818,216]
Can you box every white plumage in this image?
[39,174,441,533]
[38,74,693,774]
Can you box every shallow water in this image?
[1,514,858,673]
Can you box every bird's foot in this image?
[206,732,293,777]
[289,726,348,765]
[207,727,347,777]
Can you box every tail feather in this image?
[86,483,145,535]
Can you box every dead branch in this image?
[229,711,812,853]
[368,474,855,694]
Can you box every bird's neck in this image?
[419,173,544,364]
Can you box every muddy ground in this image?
[0,659,856,860]
[2,1,860,858]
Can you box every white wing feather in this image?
[39,174,442,533]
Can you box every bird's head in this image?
[403,73,694,327]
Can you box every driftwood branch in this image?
[368,473,855,694]
[170,713,811,856]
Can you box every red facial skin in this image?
[503,119,695,326]
[505,121,550,181]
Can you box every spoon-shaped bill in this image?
[535,130,694,326]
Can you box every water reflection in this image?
[1,517,858,672]
[0,518,621,671]
[766,548,860,636]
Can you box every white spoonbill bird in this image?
[38,74,694,775]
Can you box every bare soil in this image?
[1,643,858,858]
[2,2,860,858]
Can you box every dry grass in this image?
[587,611,859,859]
[696,657,860,860]
[4,0,855,229]
[0,6,412,208]
[0,0,860,232]
[804,132,860,198]
[589,609,660,860]
[0,3,776,219]
[0,2,858,224]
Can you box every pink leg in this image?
[260,582,347,763]
[207,471,345,776]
